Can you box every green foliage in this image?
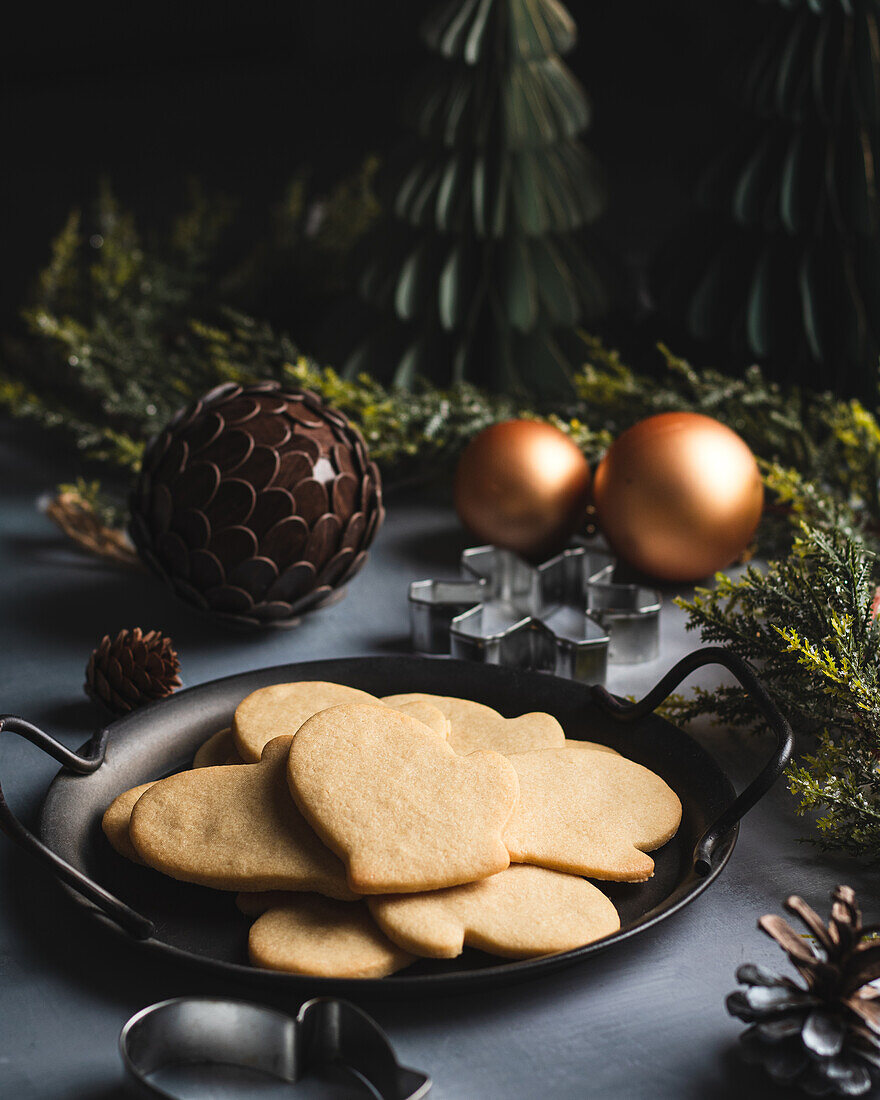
[219,158,381,307]
[674,526,880,857]
[0,174,380,470]
[188,313,536,475]
[3,183,241,467]
[788,737,880,858]
[9,186,880,502]
[0,180,603,479]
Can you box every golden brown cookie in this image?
[369,864,619,959]
[381,693,564,755]
[102,782,155,864]
[391,698,449,738]
[129,737,358,899]
[234,682,450,763]
[563,738,618,755]
[288,703,519,894]
[504,746,682,882]
[248,894,414,978]
[193,728,241,768]
[233,682,382,762]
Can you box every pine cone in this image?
[129,381,384,628]
[85,628,182,715]
[727,886,880,1097]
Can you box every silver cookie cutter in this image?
[120,995,431,1099]
[409,544,661,685]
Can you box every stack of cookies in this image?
[102,682,682,979]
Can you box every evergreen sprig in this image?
[673,526,880,856]
[0,171,382,471]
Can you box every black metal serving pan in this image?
[0,646,791,998]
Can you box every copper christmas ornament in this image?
[453,420,592,561]
[85,628,181,715]
[129,381,384,627]
[592,412,763,582]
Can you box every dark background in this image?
[2,0,744,368]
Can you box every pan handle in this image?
[591,645,794,876]
[0,715,154,939]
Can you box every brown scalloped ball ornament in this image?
[129,382,384,628]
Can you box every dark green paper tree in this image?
[666,0,880,397]
[346,0,607,396]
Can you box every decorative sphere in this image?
[453,420,592,561]
[592,412,763,582]
[130,381,384,627]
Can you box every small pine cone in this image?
[727,886,880,1097]
[85,628,182,715]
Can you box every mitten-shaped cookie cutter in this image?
[120,995,431,1099]
[409,544,661,685]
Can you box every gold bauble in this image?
[593,412,764,582]
[453,420,592,561]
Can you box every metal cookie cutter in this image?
[120,996,431,1099]
[409,544,661,685]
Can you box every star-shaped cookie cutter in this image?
[409,544,661,685]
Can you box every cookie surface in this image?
[102,782,154,864]
[370,864,619,959]
[129,737,357,899]
[248,895,414,978]
[391,698,449,738]
[288,703,519,894]
[381,693,564,755]
[233,682,381,762]
[193,727,241,768]
[504,746,682,881]
[564,738,618,755]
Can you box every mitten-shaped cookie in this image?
[504,746,681,881]
[382,693,564,755]
[369,864,619,959]
[102,782,155,863]
[193,727,241,767]
[129,737,357,899]
[288,703,519,894]
[248,894,414,978]
[234,682,382,762]
[234,681,449,762]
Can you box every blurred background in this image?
[2,0,740,365]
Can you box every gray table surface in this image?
[0,422,874,1100]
